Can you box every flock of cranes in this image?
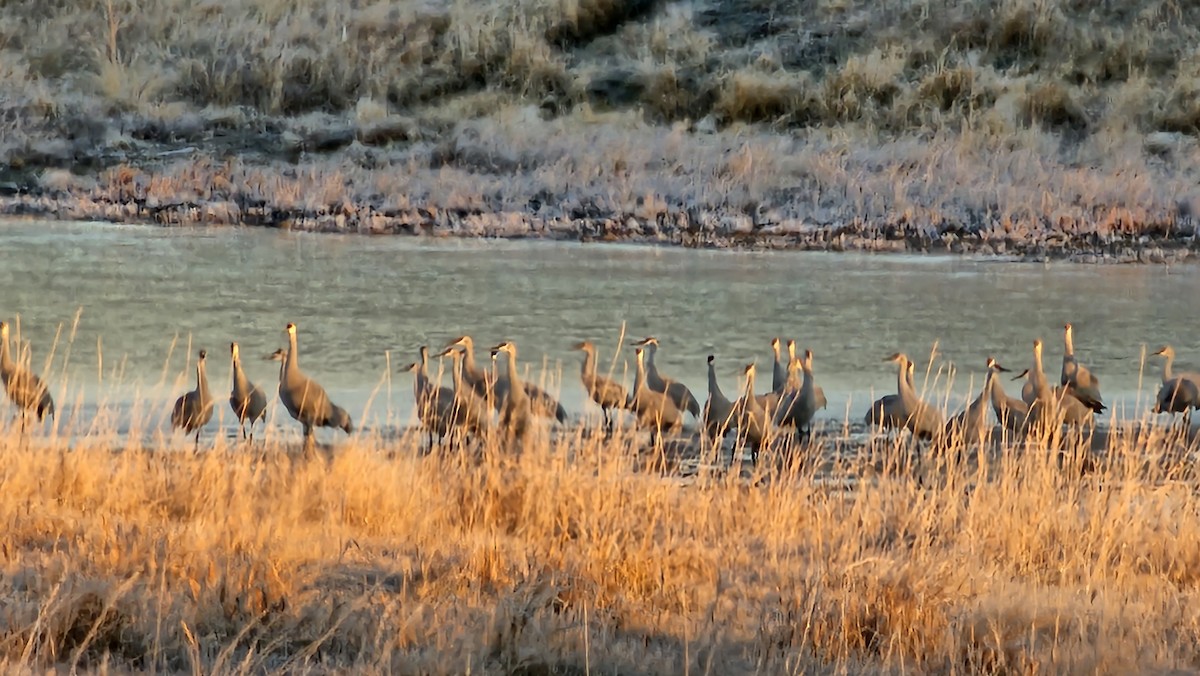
[2,319,1200,458]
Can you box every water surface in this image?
[2,219,1197,444]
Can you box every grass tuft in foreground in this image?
[3,393,1200,673]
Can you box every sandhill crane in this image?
[484,340,567,424]
[1013,367,1093,431]
[630,337,701,417]
[171,349,214,449]
[0,320,54,427]
[865,359,914,433]
[279,323,352,445]
[944,357,1007,448]
[404,346,458,450]
[490,341,538,445]
[988,359,1028,434]
[627,345,683,446]
[573,340,628,437]
[775,349,821,436]
[885,353,945,441]
[702,354,737,448]
[1061,323,1106,412]
[787,340,827,411]
[770,337,787,393]
[435,346,492,441]
[734,362,772,463]
[229,342,267,441]
[443,335,498,407]
[1151,345,1200,424]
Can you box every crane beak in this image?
[994,364,1011,372]
[1010,370,1028,381]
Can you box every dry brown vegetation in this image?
[4,375,1200,673]
[1,0,1199,250]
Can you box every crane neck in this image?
[196,359,210,400]
[503,351,525,401]
[1064,332,1075,357]
[231,354,249,390]
[460,341,479,375]
[707,362,726,401]
[580,349,596,380]
[1161,353,1174,383]
[896,359,919,407]
[285,331,300,374]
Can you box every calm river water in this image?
[1,219,1197,444]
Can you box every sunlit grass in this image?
[2,326,1200,673]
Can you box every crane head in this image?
[198,349,207,360]
[264,348,287,361]
[786,339,796,357]
[706,354,715,365]
[1152,345,1173,358]
[401,361,419,373]
[0,321,7,339]
[770,336,781,350]
[230,342,240,359]
[572,341,594,352]
[884,352,908,365]
[435,346,460,359]
[285,322,297,335]
[742,362,756,376]
[630,336,659,347]
[445,335,472,350]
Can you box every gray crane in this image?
[436,346,492,441]
[1150,346,1200,423]
[770,337,787,393]
[404,346,458,450]
[944,357,1007,448]
[490,341,535,444]
[775,350,820,436]
[573,340,628,437]
[279,323,353,444]
[627,345,684,446]
[442,335,499,407]
[987,358,1028,434]
[446,334,566,423]
[229,341,267,441]
[734,362,772,463]
[0,320,54,425]
[1061,323,1106,413]
[1021,338,1094,434]
[1012,366,1094,431]
[171,349,215,449]
[787,340,827,410]
[485,340,567,424]
[885,353,945,441]
[864,359,914,433]
[630,337,701,417]
[702,354,737,448]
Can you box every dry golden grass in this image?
[1,0,1199,242]
[4,375,1200,673]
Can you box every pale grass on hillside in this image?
[3,397,1200,673]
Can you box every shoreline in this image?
[2,124,1197,265]
[4,180,1197,265]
